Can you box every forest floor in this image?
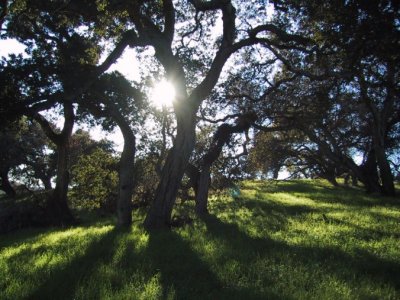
[1,180,399,300]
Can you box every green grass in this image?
[1,180,399,299]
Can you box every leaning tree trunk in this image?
[115,116,136,227]
[195,164,211,215]
[373,130,396,196]
[194,113,257,216]
[144,110,196,229]
[0,169,16,198]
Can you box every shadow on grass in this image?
[210,195,316,234]
[201,214,400,295]
[255,181,398,209]
[17,224,276,299]
[0,227,60,251]
[145,229,274,299]
[28,226,128,300]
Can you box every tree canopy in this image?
[0,0,398,230]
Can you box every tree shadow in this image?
[28,226,128,299]
[254,180,390,208]
[145,229,277,299]
[210,195,316,234]
[201,214,400,295]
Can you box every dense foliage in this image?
[69,148,118,212]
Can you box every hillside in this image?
[1,180,399,299]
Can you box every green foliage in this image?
[69,148,118,211]
[132,156,160,207]
[1,180,399,299]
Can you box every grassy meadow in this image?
[0,180,399,299]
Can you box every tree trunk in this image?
[41,176,52,191]
[0,169,16,198]
[327,175,339,187]
[195,164,211,215]
[144,111,196,229]
[376,149,396,196]
[34,102,75,225]
[272,167,280,180]
[116,118,136,227]
[185,163,200,197]
[345,154,381,194]
[49,141,74,224]
[373,133,396,196]
[359,70,396,197]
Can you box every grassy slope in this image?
[0,180,399,300]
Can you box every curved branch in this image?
[163,0,175,45]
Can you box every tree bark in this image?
[41,176,52,191]
[144,110,197,229]
[194,113,257,216]
[49,139,74,224]
[345,153,381,194]
[372,130,396,196]
[33,102,75,225]
[115,116,136,227]
[0,169,16,198]
[195,164,211,215]
[358,70,396,197]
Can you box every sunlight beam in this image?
[150,79,176,108]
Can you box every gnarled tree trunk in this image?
[33,102,75,225]
[144,110,197,229]
[194,113,257,216]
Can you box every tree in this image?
[1,1,134,224]
[190,112,257,215]
[11,118,56,191]
[79,72,146,227]
[33,102,75,224]
[122,0,315,229]
[269,0,400,196]
[69,148,118,212]
[0,119,25,197]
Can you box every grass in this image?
[0,179,399,299]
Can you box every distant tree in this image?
[248,130,301,180]
[69,148,118,212]
[268,0,400,196]
[11,119,56,191]
[1,1,128,224]
[0,119,26,197]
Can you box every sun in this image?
[150,79,176,108]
